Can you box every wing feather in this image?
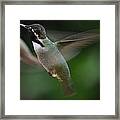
[55,29,100,61]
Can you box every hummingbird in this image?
[20,23,99,96]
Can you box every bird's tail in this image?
[60,81,75,96]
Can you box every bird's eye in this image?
[35,30,40,34]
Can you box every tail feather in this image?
[60,81,75,96]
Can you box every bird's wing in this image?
[55,29,100,61]
[47,30,75,42]
[20,39,43,69]
[20,24,44,69]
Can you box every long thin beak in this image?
[20,24,31,30]
[20,24,27,28]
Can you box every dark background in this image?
[20,20,100,100]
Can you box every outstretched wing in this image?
[55,29,100,61]
[20,39,39,65]
[47,30,75,42]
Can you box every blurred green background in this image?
[20,20,100,100]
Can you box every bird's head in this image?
[26,24,47,39]
[21,24,47,47]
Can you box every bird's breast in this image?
[37,44,71,81]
